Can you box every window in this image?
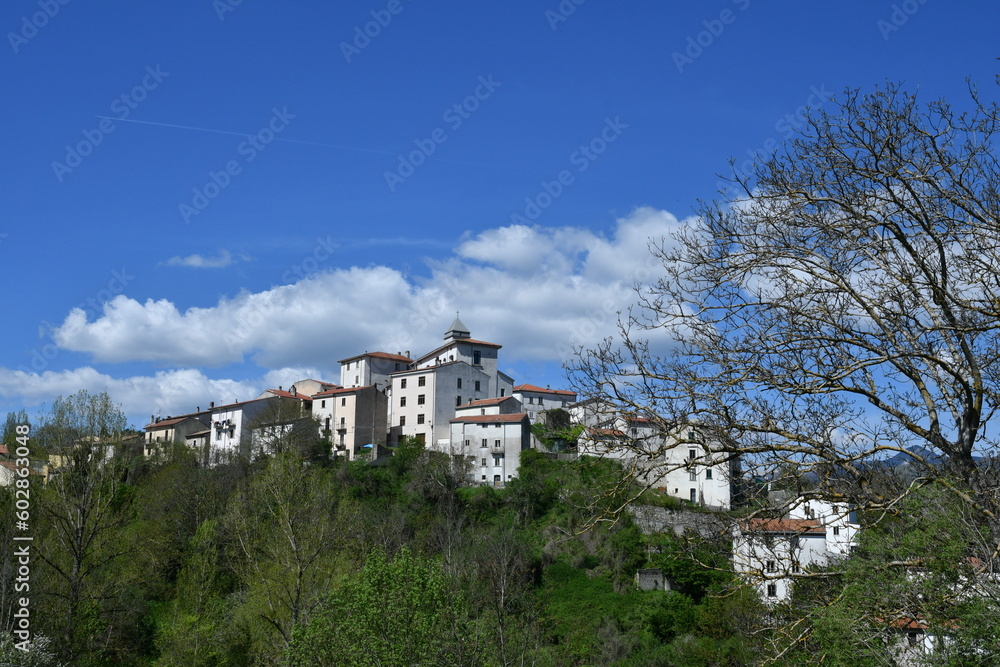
[401,378,407,389]
[340,417,345,426]
[473,351,482,365]
[528,397,534,404]
[321,400,326,408]
[341,397,346,406]
[354,376,359,384]
[399,416,406,426]
[494,440,501,448]
[418,376,426,387]
[766,584,777,597]
[500,389,505,396]
[482,475,486,481]
[791,562,800,573]
[538,397,544,405]
[833,526,840,536]
[481,439,487,448]
[417,414,425,424]
[494,423,501,428]
[705,469,713,480]
[766,560,776,573]
[457,378,462,389]
[689,471,697,481]
[475,380,481,392]
[493,455,502,466]
[689,488,696,503]
[400,396,407,407]
[688,448,696,461]
[417,394,425,405]
[481,458,486,466]
[456,396,462,406]
[464,440,470,447]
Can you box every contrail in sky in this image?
[96,115,393,155]
[95,115,538,173]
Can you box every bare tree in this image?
[566,80,1000,662]
[571,81,1000,525]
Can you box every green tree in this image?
[784,482,1000,665]
[224,452,356,663]
[286,547,483,666]
[32,390,140,664]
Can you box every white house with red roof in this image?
[733,499,859,603]
[206,379,330,462]
[513,384,577,423]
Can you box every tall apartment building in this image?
[389,316,514,446]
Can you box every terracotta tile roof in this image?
[144,416,193,429]
[587,427,626,438]
[740,518,825,534]
[450,413,529,424]
[0,444,8,456]
[513,384,577,397]
[338,351,413,364]
[185,429,210,438]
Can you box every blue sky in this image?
[2,1,998,427]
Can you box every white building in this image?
[207,381,321,462]
[448,412,531,487]
[389,317,513,447]
[512,384,577,423]
[572,400,735,509]
[338,351,412,389]
[733,499,859,603]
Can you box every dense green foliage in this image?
[8,394,995,665]
[0,396,755,666]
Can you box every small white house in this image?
[447,413,531,487]
[733,499,859,603]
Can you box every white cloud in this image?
[163,249,243,269]
[0,367,262,426]
[50,207,690,375]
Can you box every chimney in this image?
[150,415,154,424]
[197,406,200,412]
[210,401,215,409]
[291,385,297,396]
[279,386,283,392]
